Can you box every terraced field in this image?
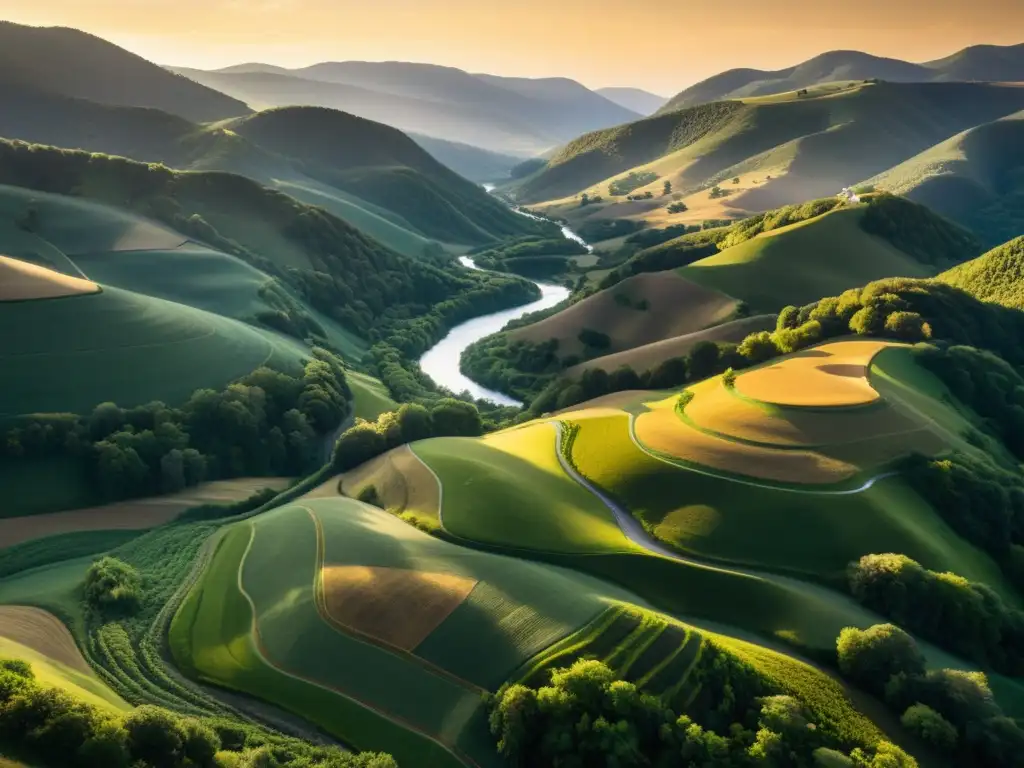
[171,498,642,765]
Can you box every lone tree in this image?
[663,180,672,195]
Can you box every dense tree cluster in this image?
[576,218,643,241]
[609,171,660,197]
[0,661,395,768]
[859,193,982,266]
[913,343,1024,458]
[901,453,1024,589]
[848,554,1024,674]
[836,625,1024,767]
[332,399,483,472]
[84,557,143,616]
[624,224,702,249]
[2,349,350,502]
[488,659,913,768]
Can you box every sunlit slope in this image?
[937,235,1024,308]
[509,82,1024,217]
[678,207,937,311]
[170,498,641,764]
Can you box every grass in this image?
[169,524,463,766]
[0,557,91,638]
[678,207,937,311]
[0,286,309,419]
[411,422,637,554]
[569,410,1017,600]
[348,370,398,420]
[0,635,129,713]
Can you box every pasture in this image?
[678,207,936,311]
[411,422,637,553]
[339,445,440,527]
[0,286,309,418]
[508,272,738,356]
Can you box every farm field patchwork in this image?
[410,421,638,553]
[0,477,293,545]
[173,498,639,763]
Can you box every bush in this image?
[901,704,958,750]
[577,328,611,352]
[836,624,925,696]
[84,557,142,615]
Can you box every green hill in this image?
[224,107,545,244]
[508,82,1024,220]
[0,77,550,255]
[867,110,1024,246]
[0,21,248,122]
[679,199,978,311]
[937,236,1024,308]
[660,44,1024,111]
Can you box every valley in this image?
[1,11,1024,768]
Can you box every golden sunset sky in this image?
[5,0,1023,94]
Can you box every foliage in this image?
[900,704,957,751]
[667,202,689,214]
[848,553,1024,674]
[859,193,981,266]
[609,171,659,196]
[332,398,483,471]
[624,224,700,249]
[836,625,925,697]
[83,557,142,615]
[489,658,891,768]
[836,625,1024,767]
[576,218,642,241]
[717,198,843,250]
[1,348,350,503]
[0,660,392,768]
[938,236,1024,308]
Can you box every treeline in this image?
[860,193,982,266]
[489,658,915,768]
[849,554,1024,675]
[332,399,482,472]
[902,452,1024,591]
[837,624,1024,767]
[0,659,395,768]
[2,349,350,502]
[0,139,540,367]
[913,343,1024,458]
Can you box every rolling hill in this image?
[937,235,1024,308]
[0,21,248,122]
[867,110,1024,246]
[0,75,550,255]
[506,81,1024,213]
[596,87,668,115]
[660,42,1024,112]
[171,62,639,155]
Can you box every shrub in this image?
[84,557,142,615]
[721,367,737,388]
[836,624,925,696]
[900,704,958,750]
[577,328,611,352]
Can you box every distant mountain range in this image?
[168,62,641,155]
[660,43,1024,112]
[596,87,668,115]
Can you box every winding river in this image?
[418,191,588,406]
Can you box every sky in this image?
[5,0,1024,94]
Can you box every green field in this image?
[172,498,639,764]
[678,207,936,311]
[570,410,1015,599]
[0,635,129,713]
[348,370,399,420]
[0,286,309,418]
[410,423,639,554]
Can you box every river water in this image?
[417,190,587,406]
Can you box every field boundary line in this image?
[406,443,446,527]
[237,519,480,768]
[301,505,488,696]
[625,413,896,495]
